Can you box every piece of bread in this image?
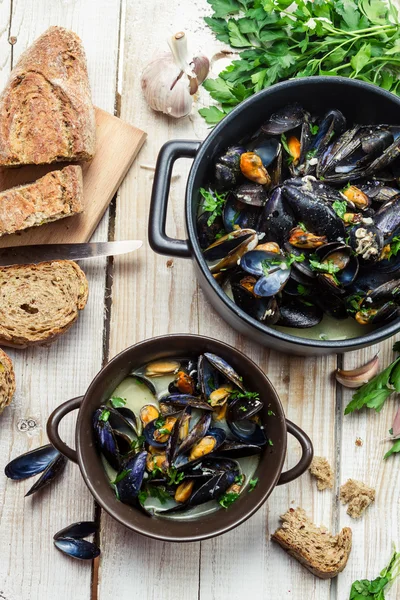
[271,507,352,579]
[0,261,88,348]
[0,165,83,237]
[0,26,95,166]
[309,456,334,491]
[0,348,16,413]
[340,479,375,519]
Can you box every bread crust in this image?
[0,260,89,348]
[0,26,96,166]
[0,347,16,413]
[0,165,83,236]
[271,507,352,579]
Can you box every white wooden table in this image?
[0,1,399,599]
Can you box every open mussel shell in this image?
[215,146,245,190]
[115,451,147,506]
[204,229,258,274]
[234,182,268,207]
[231,276,280,324]
[218,440,262,458]
[54,537,101,561]
[129,372,157,396]
[4,444,60,480]
[25,453,67,497]
[375,193,400,235]
[240,249,283,278]
[204,352,246,392]
[254,268,290,297]
[188,470,238,507]
[160,394,213,412]
[227,418,267,446]
[108,406,139,437]
[143,419,170,449]
[367,278,400,303]
[315,292,348,320]
[228,396,263,422]
[278,299,323,328]
[199,456,241,475]
[261,103,305,135]
[177,412,212,456]
[93,408,121,471]
[371,302,399,324]
[360,181,400,203]
[349,224,384,261]
[54,521,98,540]
[250,137,281,168]
[223,195,259,232]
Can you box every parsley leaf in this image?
[248,477,258,491]
[388,235,400,260]
[147,485,171,504]
[154,416,166,429]
[167,466,185,486]
[384,438,400,460]
[219,492,240,508]
[309,258,341,284]
[199,188,227,226]
[345,357,400,414]
[99,409,110,422]
[110,469,131,485]
[332,199,348,219]
[229,389,260,402]
[349,548,400,599]
[297,284,310,296]
[131,435,145,451]
[110,397,126,409]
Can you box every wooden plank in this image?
[0,2,121,599]
[337,337,400,599]
[0,0,11,88]
[0,108,146,246]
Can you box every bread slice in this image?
[0,26,95,166]
[0,348,16,413]
[0,261,88,348]
[271,507,352,579]
[309,456,334,491]
[340,479,375,519]
[0,165,83,237]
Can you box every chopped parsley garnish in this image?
[268,439,274,446]
[297,284,310,296]
[298,222,307,232]
[167,466,185,486]
[248,477,259,492]
[99,409,110,422]
[138,490,148,505]
[154,416,166,429]
[200,188,227,226]
[131,435,145,451]
[268,410,275,416]
[310,124,319,135]
[262,252,305,275]
[215,229,227,240]
[229,390,260,403]
[157,427,171,435]
[110,396,126,409]
[110,469,131,485]
[384,438,400,460]
[388,235,400,260]
[332,199,348,219]
[346,293,365,314]
[309,258,341,284]
[219,492,240,509]
[147,485,171,504]
[239,406,248,412]
[234,474,244,485]
[306,148,318,160]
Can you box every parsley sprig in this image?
[349,547,400,599]
[332,199,348,219]
[200,187,227,226]
[201,0,400,124]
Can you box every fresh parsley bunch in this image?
[349,548,400,599]
[201,0,400,124]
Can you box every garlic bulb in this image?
[141,32,209,118]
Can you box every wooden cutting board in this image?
[0,107,146,247]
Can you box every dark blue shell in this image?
[93,409,121,470]
[54,521,98,540]
[227,419,267,446]
[25,453,67,497]
[5,444,60,480]
[116,451,147,506]
[189,470,238,506]
[54,538,100,560]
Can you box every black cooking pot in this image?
[148,77,400,356]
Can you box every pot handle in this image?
[46,396,83,464]
[277,420,313,486]
[148,139,201,258]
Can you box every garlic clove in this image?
[335,354,379,388]
[191,56,210,86]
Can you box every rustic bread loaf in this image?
[0,165,83,237]
[0,348,16,413]
[309,456,334,491]
[0,26,95,166]
[0,261,88,348]
[340,479,375,519]
[271,507,352,579]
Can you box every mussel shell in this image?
[253,268,290,297]
[231,280,280,324]
[314,291,348,320]
[368,278,400,302]
[4,444,60,480]
[197,211,223,249]
[218,146,245,171]
[223,195,259,232]
[177,413,212,456]
[360,181,400,203]
[25,453,67,497]
[160,394,213,411]
[108,406,139,438]
[129,373,157,396]
[227,419,267,446]
[234,182,268,207]
[54,521,98,540]
[278,299,323,328]
[54,538,101,561]
[261,103,305,135]
[204,353,246,392]
[257,187,296,246]
[115,451,147,506]
[228,396,263,421]
[143,419,170,449]
[370,301,399,325]
[199,456,240,475]
[215,162,237,190]
[93,409,121,471]
[203,229,254,262]
[240,249,283,277]
[188,470,238,506]
[252,138,281,168]
[218,441,262,458]
[375,193,400,235]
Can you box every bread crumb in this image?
[355,437,363,447]
[271,507,352,579]
[309,456,334,491]
[340,479,375,519]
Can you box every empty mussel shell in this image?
[160,394,213,411]
[25,453,67,497]
[5,444,60,480]
[218,440,263,458]
[227,419,267,446]
[261,103,305,135]
[54,521,98,540]
[188,470,238,506]
[228,396,263,421]
[204,353,246,392]
[54,538,100,561]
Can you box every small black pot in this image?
[148,77,400,356]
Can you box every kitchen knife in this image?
[0,240,143,266]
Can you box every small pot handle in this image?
[277,420,313,486]
[46,396,83,464]
[148,139,201,258]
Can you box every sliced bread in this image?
[0,261,88,348]
[0,26,95,166]
[271,507,352,579]
[340,479,375,519]
[309,456,334,491]
[0,348,16,413]
[0,165,83,237]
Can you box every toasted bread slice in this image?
[0,261,88,348]
[340,479,375,519]
[0,26,95,166]
[0,165,83,237]
[0,348,15,413]
[309,456,334,491]
[271,507,352,579]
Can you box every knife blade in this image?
[0,240,143,266]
